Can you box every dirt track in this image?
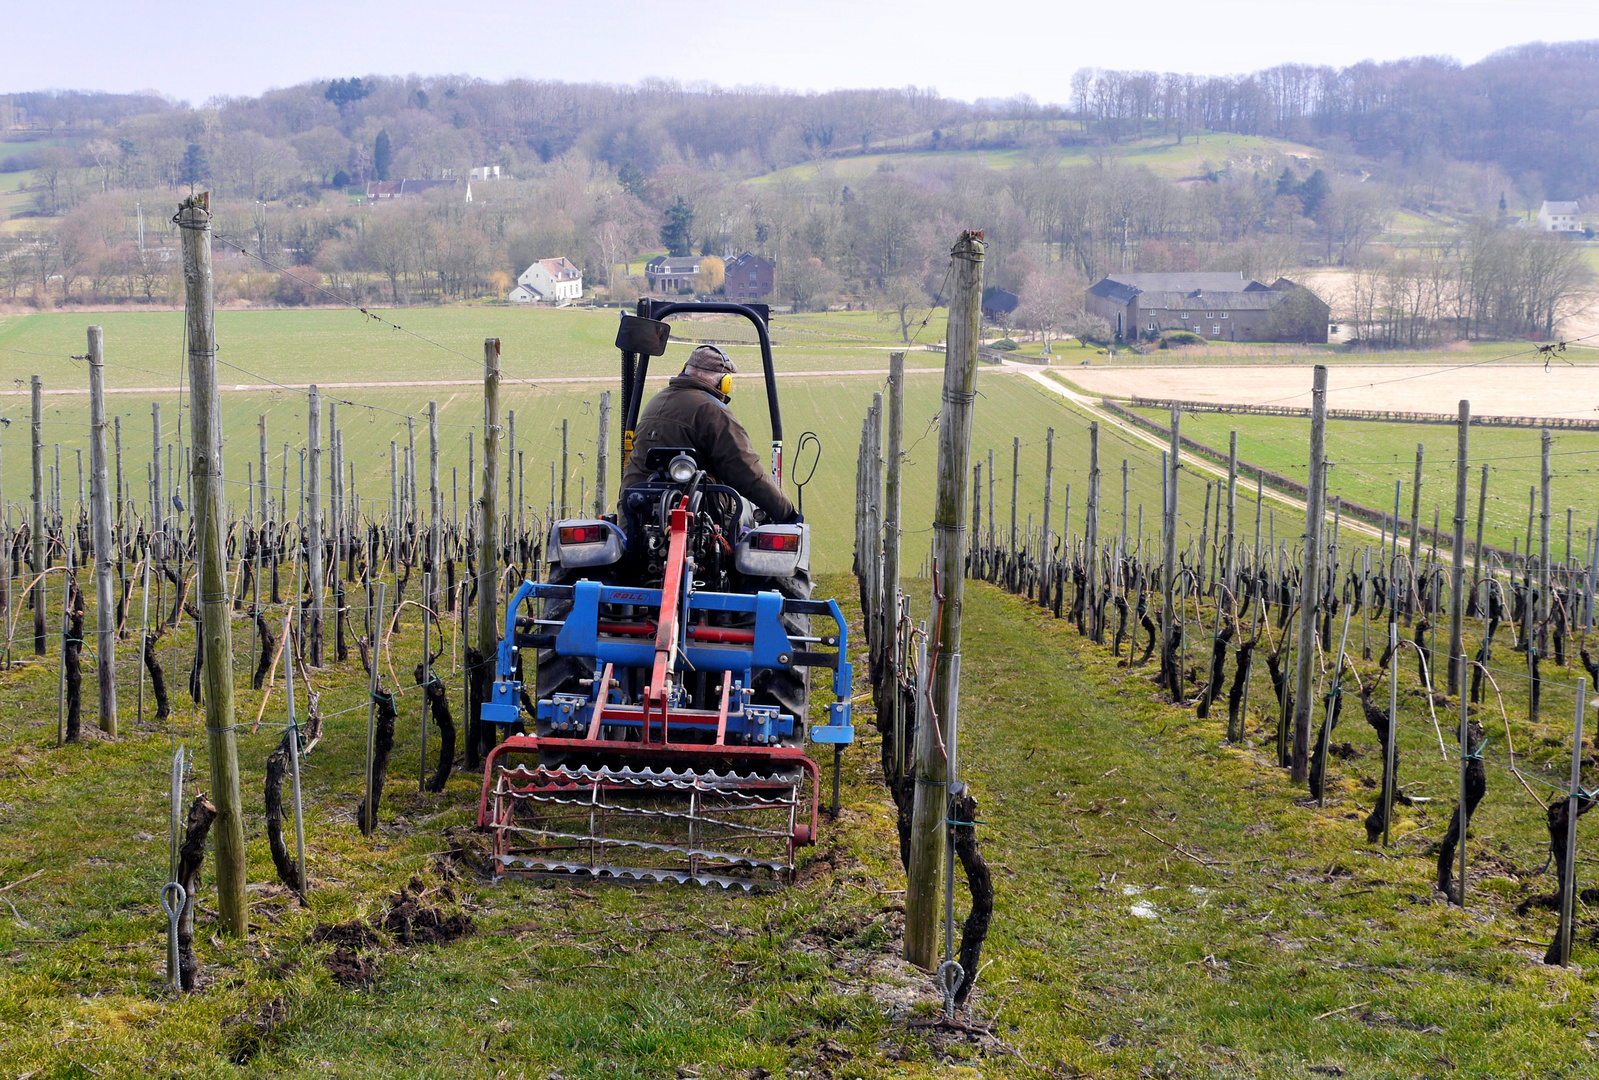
[1065,363,1599,419]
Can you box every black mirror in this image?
[616,313,671,357]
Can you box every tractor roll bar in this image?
[622,299,783,481]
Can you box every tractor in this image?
[475,300,855,888]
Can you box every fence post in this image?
[883,352,905,659]
[1161,410,1179,697]
[1408,443,1423,623]
[87,327,117,734]
[176,192,247,937]
[1087,422,1100,642]
[1558,678,1586,966]
[1448,401,1470,694]
[478,340,502,711]
[907,230,982,971]
[1041,427,1053,607]
[595,390,611,516]
[1225,431,1238,604]
[31,375,44,656]
[1292,365,1328,785]
[307,385,324,665]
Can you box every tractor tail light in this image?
[752,532,801,552]
[560,525,605,544]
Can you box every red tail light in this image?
[752,532,801,552]
[560,525,605,544]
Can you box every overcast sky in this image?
[9,0,1598,105]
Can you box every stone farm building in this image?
[1085,271,1330,344]
[724,252,775,301]
[645,256,704,293]
[509,257,583,303]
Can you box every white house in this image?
[1537,201,1584,233]
[510,257,583,303]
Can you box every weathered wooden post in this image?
[595,390,611,516]
[306,385,324,665]
[30,375,44,656]
[559,417,569,520]
[1087,422,1101,641]
[1448,401,1469,694]
[883,353,905,652]
[1041,426,1054,606]
[177,192,247,937]
[1161,409,1179,696]
[478,339,502,708]
[1225,431,1238,602]
[1407,443,1424,623]
[87,327,117,734]
[907,230,982,970]
[429,402,441,613]
[1291,365,1329,785]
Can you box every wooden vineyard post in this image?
[986,448,995,578]
[1449,401,1470,694]
[1225,431,1238,605]
[1383,620,1399,845]
[87,327,117,734]
[176,192,247,937]
[1408,443,1424,624]
[1009,435,1020,579]
[31,375,44,656]
[1456,659,1470,907]
[1558,678,1586,967]
[1089,423,1104,641]
[907,230,982,971]
[879,351,906,807]
[868,393,884,661]
[595,390,611,516]
[1471,463,1487,616]
[1161,409,1179,697]
[559,417,569,520]
[970,463,980,579]
[1540,429,1552,678]
[882,353,905,666]
[478,339,502,711]
[428,401,440,614]
[1041,426,1053,608]
[307,385,324,666]
[1292,365,1328,786]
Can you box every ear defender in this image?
[717,373,733,397]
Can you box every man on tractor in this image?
[620,344,802,523]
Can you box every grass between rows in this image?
[1,570,1596,1077]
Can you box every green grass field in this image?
[1135,406,1599,555]
[2,565,1596,1078]
[1,310,1597,1076]
[751,132,1326,186]
[0,308,1268,575]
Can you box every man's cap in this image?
[685,344,738,375]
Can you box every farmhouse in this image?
[509,256,583,303]
[646,255,705,293]
[1537,200,1584,233]
[724,251,775,301]
[1085,271,1330,344]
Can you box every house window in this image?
[1205,312,1214,319]
[1220,312,1228,319]
[1213,325,1221,335]
[1148,322,1156,332]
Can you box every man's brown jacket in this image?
[620,376,797,521]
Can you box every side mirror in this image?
[615,313,671,357]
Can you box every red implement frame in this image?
[476,498,820,864]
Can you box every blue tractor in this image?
[475,301,854,887]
